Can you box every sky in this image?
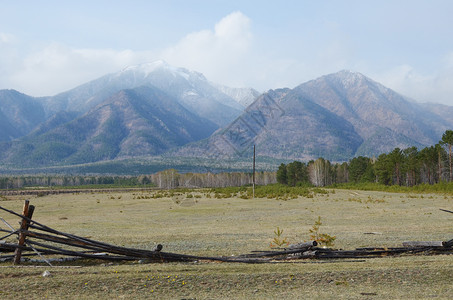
[1,0,453,105]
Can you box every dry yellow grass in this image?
[1,188,452,299]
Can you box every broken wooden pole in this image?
[14,200,34,264]
[287,241,318,249]
[402,241,444,247]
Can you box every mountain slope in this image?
[0,90,46,141]
[29,111,80,137]
[0,86,217,167]
[174,88,363,161]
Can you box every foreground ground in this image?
[0,188,452,299]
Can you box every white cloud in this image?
[375,60,453,105]
[0,32,16,44]
[214,11,252,47]
[158,10,311,91]
[0,33,20,88]
[446,52,453,67]
[161,11,254,88]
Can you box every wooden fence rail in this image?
[1,201,452,265]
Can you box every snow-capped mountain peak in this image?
[41,60,249,127]
[120,60,171,77]
[119,60,206,82]
[332,70,368,89]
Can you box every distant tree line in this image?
[150,169,276,189]
[0,175,153,190]
[277,130,453,187]
[0,171,277,190]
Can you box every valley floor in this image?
[1,188,452,299]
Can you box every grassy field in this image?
[1,188,452,299]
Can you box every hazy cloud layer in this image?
[1,9,453,105]
[2,41,154,96]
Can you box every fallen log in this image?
[237,247,316,259]
[314,246,435,259]
[443,238,453,248]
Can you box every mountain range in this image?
[173,70,453,162]
[1,62,452,172]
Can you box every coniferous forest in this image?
[277,130,453,187]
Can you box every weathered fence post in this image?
[13,200,34,264]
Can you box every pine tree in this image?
[441,130,453,182]
[276,163,288,185]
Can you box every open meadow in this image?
[1,187,452,299]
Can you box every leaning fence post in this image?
[14,200,34,264]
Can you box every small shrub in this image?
[312,188,329,195]
[309,216,336,247]
[348,197,362,203]
[270,227,289,248]
[365,196,386,203]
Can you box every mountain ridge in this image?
[1,66,453,171]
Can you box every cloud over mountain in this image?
[2,6,453,106]
[162,11,253,88]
